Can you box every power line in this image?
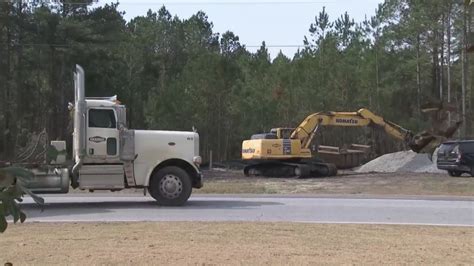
[0,42,315,48]
[111,1,334,6]
[2,43,71,47]
[3,0,334,6]
[246,44,315,48]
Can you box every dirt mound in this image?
[356,150,443,173]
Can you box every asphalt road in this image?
[20,195,474,226]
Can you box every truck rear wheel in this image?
[148,166,192,206]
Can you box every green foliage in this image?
[0,1,472,162]
[0,167,44,233]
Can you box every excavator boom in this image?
[290,109,413,150]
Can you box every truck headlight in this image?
[193,156,202,166]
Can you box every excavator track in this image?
[243,160,337,178]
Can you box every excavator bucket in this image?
[409,132,441,154]
[409,101,463,154]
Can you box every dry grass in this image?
[1,222,472,265]
[198,170,474,196]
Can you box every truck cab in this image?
[26,65,202,206]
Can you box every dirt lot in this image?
[1,222,472,265]
[198,170,474,196]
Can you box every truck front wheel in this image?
[148,166,192,206]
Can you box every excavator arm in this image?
[289,108,446,154]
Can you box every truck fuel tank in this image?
[25,168,70,194]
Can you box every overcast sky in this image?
[94,0,383,58]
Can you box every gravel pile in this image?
[356,150,443,173]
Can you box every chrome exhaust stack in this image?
[72,65,86,181]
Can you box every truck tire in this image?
[448,170,462,177]
[148,166,192,206]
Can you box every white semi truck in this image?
[23,65,203,206]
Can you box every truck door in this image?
[86,108,120,162]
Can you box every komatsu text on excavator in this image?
[242,108,460,178]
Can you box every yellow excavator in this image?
[242,108,461,178]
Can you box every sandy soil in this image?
[1,222,472,265]
[197,170,474,196]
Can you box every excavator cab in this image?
[250,133,278,140]
[270,128,295,139]
[251,128,295,140]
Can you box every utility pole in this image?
[447,4,452,126]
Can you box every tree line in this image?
[0,0,472,162]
